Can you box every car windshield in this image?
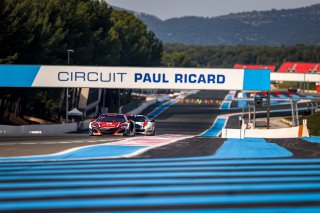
[127,116,135,121]
[133,116,147,122]
[97,115,126,122]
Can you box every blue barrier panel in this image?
[0,65,40,87]
[243,69,270,91]
[0,65,271,91]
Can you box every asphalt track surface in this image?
[1,90,320,212]
[0,90,229,156]
[153,90,228,135]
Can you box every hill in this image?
[130,4,320,45]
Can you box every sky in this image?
[106,0,320,20]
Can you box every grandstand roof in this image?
[278,62,319,73]
[233,64,276,72]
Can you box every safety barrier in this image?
[222,124,309,139]
[0,123,77,134]
[0,98,158,135]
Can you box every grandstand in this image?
[233,64,276,72]
[278,62,319,73]
[234,62,319,73]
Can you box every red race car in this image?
[89,114,135,136]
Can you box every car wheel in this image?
[149,127,155,136]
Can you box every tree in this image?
[0,0,164,123]
[111,10,163,66]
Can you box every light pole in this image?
[66,49,74,123]
[67,49,74,65]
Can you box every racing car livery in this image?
[89,114,135,136]
[126,114,156,136]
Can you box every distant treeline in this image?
[0,0,163,123]
[162,44,320,68]
[140,4,320,46]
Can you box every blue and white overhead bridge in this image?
[0,65,270,91]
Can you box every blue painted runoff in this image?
[5,170,320,182]
[269,94,279,105]
[303,136,320,143]
[105,207,320,213]
[225,95,233,101]
[2,176,320,190]
[237,92,247,108]
[201,118,226,137]
[148,100,176,118]
[220,101,231,109]
[1,192,320,211]
[277,94,288,99]
[0,145,146,162]
[290,94,301,100]
[3,182,320,200]
[0,65,41,87]
[305,95,315,99]
[277,94,290,101]
[7,164,320,176]
[2,158,320,170]
[213,138,292,159]
[268,94,289,106]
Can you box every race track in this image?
[1,90,320,212]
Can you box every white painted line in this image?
[121,135,194,158]
[0,142,38,145]
[0,138,133,162]
[28,131,42,134]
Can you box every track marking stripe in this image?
[1,192,320,211]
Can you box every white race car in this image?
[126,114,156,136]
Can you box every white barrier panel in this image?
[271,73,320,83]
[244,126,301,138]
[221,129,245,139]
[0,65,270,91]
[0,123,77,134]
[222,125,309,139]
